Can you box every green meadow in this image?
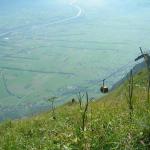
[0,69,150,149]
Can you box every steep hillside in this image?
[0,69,150,150]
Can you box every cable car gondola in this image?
[100,79,108,93]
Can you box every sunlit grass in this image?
[0,69,150,149]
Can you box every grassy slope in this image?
[0,69,150,150]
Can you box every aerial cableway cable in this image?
[0,58,137,98]
[100,60,136,93]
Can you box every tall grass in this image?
[125,69,134,121]
[0,69,150,149]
